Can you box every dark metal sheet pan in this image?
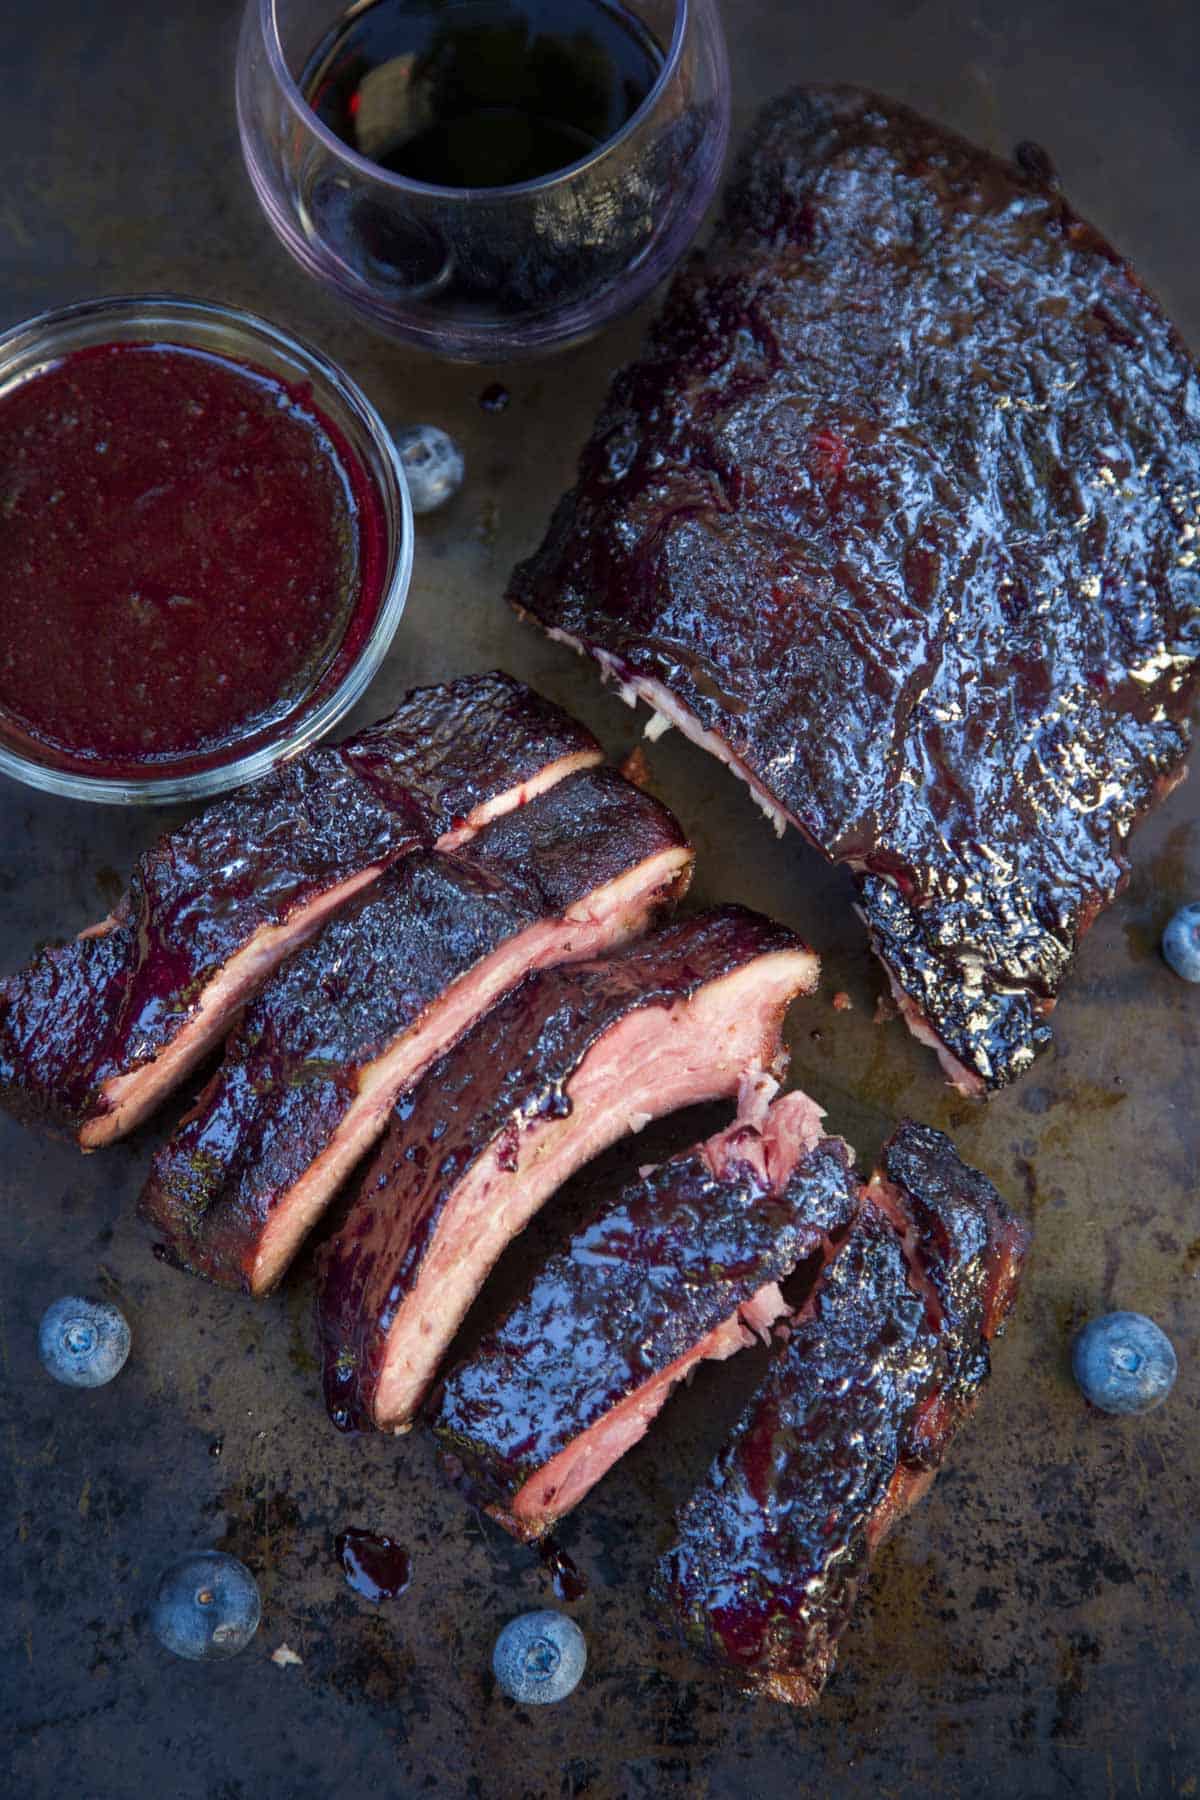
[2,1,1196,1793]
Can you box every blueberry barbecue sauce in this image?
[0,342,386,776]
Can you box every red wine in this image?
[302,0,666,190]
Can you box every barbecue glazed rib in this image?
[140,767,692,1294]
[0,673,601,1146]
[431,1080,857,1539]
[509,84,1200,1091]
[317,909,819,1434]
[652,1123,1028,1705]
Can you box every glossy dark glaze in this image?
[431,1137,859,1536]
[874,1122,1029,1423]
[316,905,801,1432]
[0,673,600,1137]
[652,1123,1029,1703]
[509,85,1200,1088]
[140,766,689,1289]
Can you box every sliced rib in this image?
[139,766,691,1295]
[431,1080,857,1540]
[652,1122,1029,1705]
[316,908,820,1434]
[0,672,601,1147]
[509,85,1200,1091]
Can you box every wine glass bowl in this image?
[236,0,730,360]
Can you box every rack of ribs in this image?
[509,84,1200,1091]
[651,1122,1028,1704]
[317,911,819,1434]
[0,673,601,1144]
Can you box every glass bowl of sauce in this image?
[0,294,413,803]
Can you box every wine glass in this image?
[236,0,730,361]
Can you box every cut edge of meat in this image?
[702,1074,831,1186]
[503,1286,787,1538]
[81,864,385,1149]
[538,630,795,839]
[81,743,607,1149]
[246,839,695,1295]
[367,944,817,1431]
[873,958,986,1100]
[433,745,603,849]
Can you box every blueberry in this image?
[1072,1311,1178,1415]
[38,1296,130,1388]
[1162,902,1200,982]
[492,1610,586,1705]
[151,1552,261,1661]
[393,424,465,515]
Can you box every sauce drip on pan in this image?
[336,1528,412,1601]
[539,1539,588,1601]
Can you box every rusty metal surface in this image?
[1,1,1197,1795]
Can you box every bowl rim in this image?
[0,292,414,806]
[259,0,691,203]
